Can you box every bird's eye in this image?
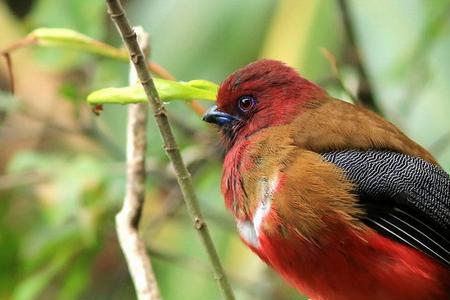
[237,96,256,113]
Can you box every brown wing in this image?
[267,149,364,241]
[293,99,437,165]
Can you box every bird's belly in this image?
[252,222,450,300]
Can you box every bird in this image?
[202,59,450,300]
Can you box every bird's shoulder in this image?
[292,98,437,164]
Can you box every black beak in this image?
[202,105,238,126]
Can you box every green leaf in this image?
[29,28,126,61]
[87,78,218,105]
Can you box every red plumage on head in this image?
[215,59,324,149]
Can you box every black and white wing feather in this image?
[322,150,450,267]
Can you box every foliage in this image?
[0,0,449,300]
[87,79,218,105]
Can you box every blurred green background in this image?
[1,0,449,299]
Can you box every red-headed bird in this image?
[202,60,450,299]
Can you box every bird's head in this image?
[202,59,325,149]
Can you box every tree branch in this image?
[116,102,162,300]
[104,1,235,299]
[115,27,162,300]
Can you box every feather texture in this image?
[322,149,450,266]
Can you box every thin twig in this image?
[337,0,379,112]
[1,35,38,94]
[104,1,235,299]
[115,28,162,300]
[2,52,14,93]
[0,35,38,54]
